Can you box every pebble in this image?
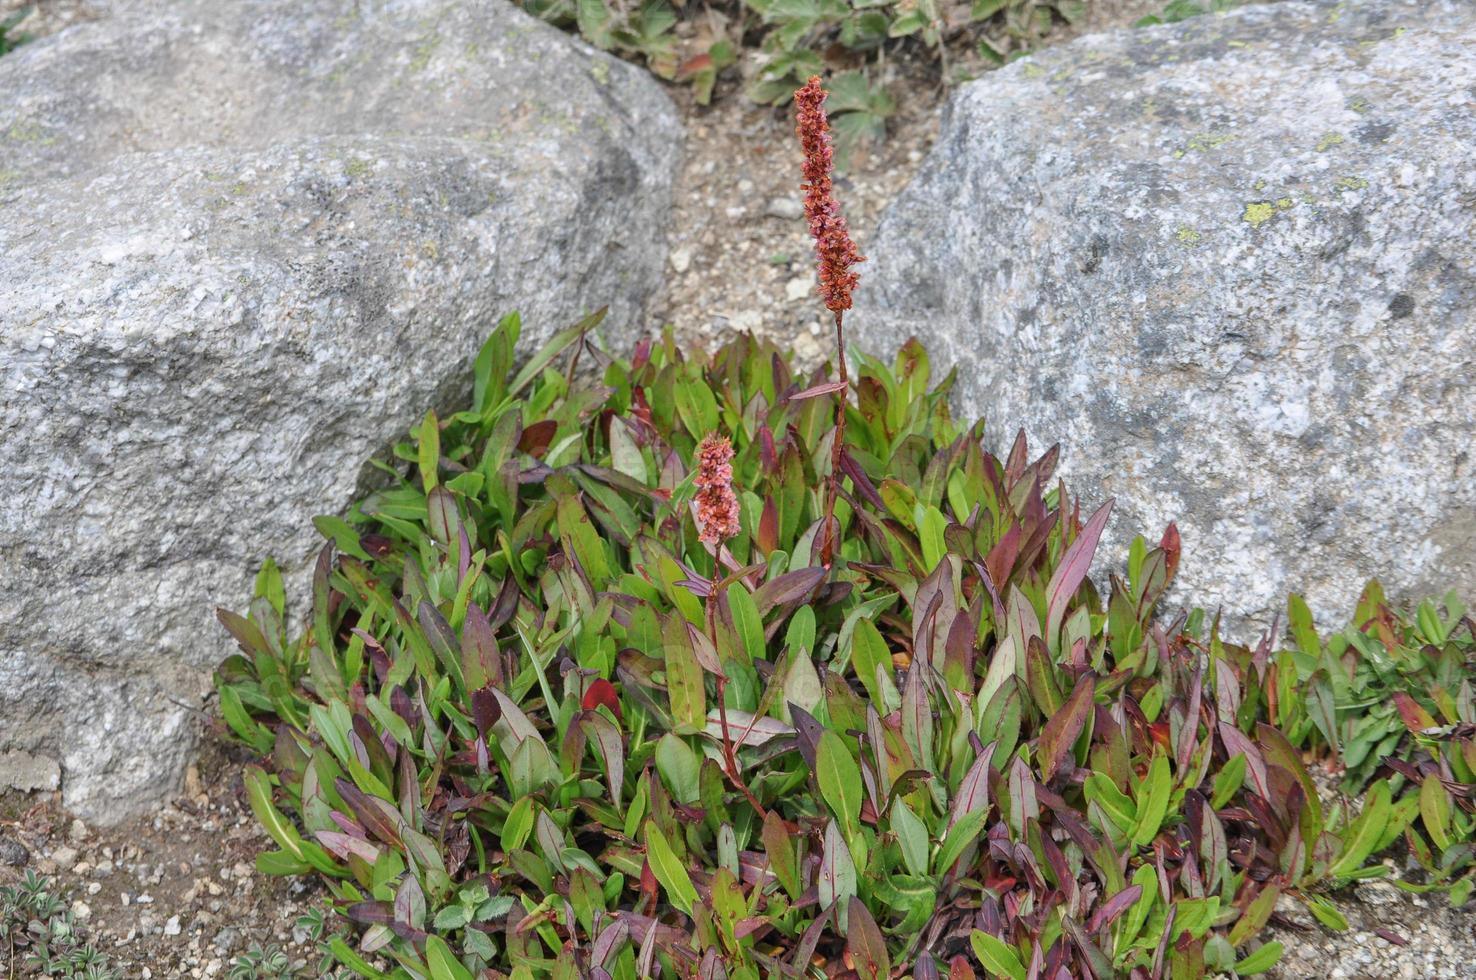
[765,197,804,220]
[785,277,812,302]
[669,247,692,274]
[52,844,79,870]
[72,899,91,920]
[164,915,182,936]
[0,835,30,867]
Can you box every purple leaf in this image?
[1045,500,1114,640]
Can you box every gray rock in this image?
[0,836,29,868]
[0,0,680,821]
[855,0,1476,629]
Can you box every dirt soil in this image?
[5,0,1471,978]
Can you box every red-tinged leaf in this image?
[753,567,826,614]
[334,779,405,849]
[984,523,1022,591]
[462,601,502,689]
[346,901,394,925]
[315,831,381,864]
[1039,672,1094,783]
[947,956,976,980]
[471,687,501,738]
[1218,723,1269,797]
[1160,523,1181,582]
[1375,928,1408,946]
[582,678,623,721]
[685,622,724,676]
[592,920,630,967]
[517,418,557,457]
[1045,500,1114,638]
[674,52,713,80]
[1392,691,1438,733]
[580,711,625,804]
[846,897,890,980]
[790,704,825,772]
[790,380,848,401]
[1087,884,1142,933]
[949,741,997,830]
[217,608,270,659]
[757,498,780,555]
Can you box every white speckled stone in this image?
[0,0,680,820]
[855,0,1476,631]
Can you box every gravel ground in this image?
[1,741,334,978]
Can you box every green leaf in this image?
[891,799,930,877]
[1304,895,1349,931]
[817,729,863,836]
[1084,772,1137,835]
[1131,753,1172,847]
[244,766,304,860]
[418,410,440,493]
[935,807,989,876]
[1420,774,1453,852]
[1233,941,1283,975]
[762,810,802,900]
[663,616,706,732]
[969,930,1026,980]
[1229,884,1279,946]
[644,822,698,915]
[655,733,701,804]
[728,584,765,663]
[1328,780,1391,878]
[426,934,475,980]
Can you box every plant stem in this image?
[708,569,768,820]
[822,310,849,568]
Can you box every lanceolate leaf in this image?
[1039,672,1094,783]
[817,730,864,836]
[1045,500,1113,642]
[817,820,857,913]
[846,897,890,980]
[969,931,1026,980]
[644,823,698,915]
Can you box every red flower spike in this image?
[694,433,741,546]
[793,76,865,314]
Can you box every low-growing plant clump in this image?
[214,80,1474,979]
[515,0,1084,165]
[2,870,119,979]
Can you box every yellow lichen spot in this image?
[1334,175,1369,191]
[1175,227,1202,247]
[1243,202,1276,227]
[591,61,610,86]
[1315,132,1345,152]
[1183,132,1237,155]
[421,241,439,260]
[1276,197,1294,210]
[1021,63,1046,79]
[1347,96,1371,114]
[344,158,373,179]
[1252,178,1267,192]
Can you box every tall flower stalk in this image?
[794,76,864,567]
[693,433,766,817]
